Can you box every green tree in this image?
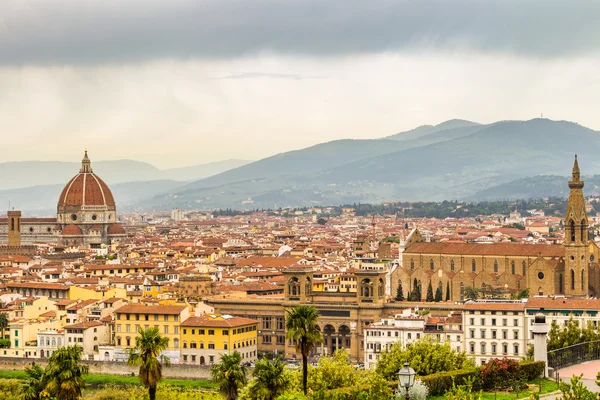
[19,364,47,400]
[251,357,289,400]
[375,337,474,380]
[435,286,443,302]
[211,352,247,400]
[308,349,357,392]
[547,318,600,351]
[411,278,422,301]
[395,282,405,301]
[446,281,451,301]
[426,282,434,302]
[463,286,479,300]
[0,312,9,340]
[127,327,170,400]
[43,345,89,400]
[561,375,596,400]
[285,305,322,395]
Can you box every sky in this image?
[1,0,600,169]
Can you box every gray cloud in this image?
[0,0,598,65]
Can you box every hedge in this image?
[519,361,545,381]
[420,369,482,396]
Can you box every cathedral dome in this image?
[57,151,115,209]
[62,224,83,236]
[107,223,126,235]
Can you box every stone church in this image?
[392,156,600,301]
[0,151,126,248]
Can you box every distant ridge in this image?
[137,118,600,210]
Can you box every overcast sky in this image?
[1,0,599,168]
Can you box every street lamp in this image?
[397,362,416,400]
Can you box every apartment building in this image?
[463,300,528,365]
[363,309,425,369]
[114,304,190,361]
[180,314,258,365]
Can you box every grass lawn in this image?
[428,379,559,400]
[0,370,215,389]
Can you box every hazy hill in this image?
[382,119,480,141]
[0,159,251,190]
[140,118,600,210]
[471,175,600,201]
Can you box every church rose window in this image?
[92,215,97,221]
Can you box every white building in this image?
[171,208,185,221]
[363,309,425,369]
[463,300,528,365]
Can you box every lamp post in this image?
[397,362,416,400]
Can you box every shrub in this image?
[395,379,429,400]
[480,358,520,390]
[0,339,10,348]
[419,369,481,396]
[519,361,545,381]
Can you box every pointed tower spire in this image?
[80,149,93,173]
[569,154,583,189]
[572,154,580,182]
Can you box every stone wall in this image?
[0,358,212,379]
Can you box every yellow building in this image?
[114,304,189,353]
[180,314,258,365]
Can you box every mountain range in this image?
[4,118,600,213]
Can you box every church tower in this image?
[7,210,21,247]
[564,155,589,297]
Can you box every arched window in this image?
[582,269,585,291]
[430,259,434,270]
[305,277,312,295]
[522,261,527,276]
[493,260,498,273]
[224,343,228,350]
[288,277,300,297]
[582,220,586,243]
[570,220,576,242]
[558,274,563,294]
[450,260,455,272]
[173,338,179,348]
[57,338,61,346]
[410,259,414,270]
[571,269,575,291]
[460,282,465,301]
[472,259,476,272]
[511,261,515,275]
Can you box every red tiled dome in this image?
[107,223,126,235]
[57,151,115,208]
[62,224,83,236]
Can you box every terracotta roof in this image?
[181,314,258,328]
[58,158,115,208]
[464,301,525,311]
[62,224,84,236]
[525,297,600,310]
[405,242,564,257]
[6,282,69,290]
[114,304,188,315]
[108,223,126,235]
[64,321,103,329]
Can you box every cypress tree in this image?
[426,281,434,302]
[446,281,451,301]
[395,282,405,301]
[435,286,443,302]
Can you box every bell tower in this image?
[7,210,21,247]
[564,155,589,297]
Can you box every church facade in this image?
[392,156,600,301]
[0,151,126,248]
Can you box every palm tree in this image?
[127,327,170,400]
[43,346,88,400]
[285,305,321,395]
[19,364,47,400]
[210,351,247,400]
[0,312,9,339]
[464,286,479,300]
[252,357,288,400]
